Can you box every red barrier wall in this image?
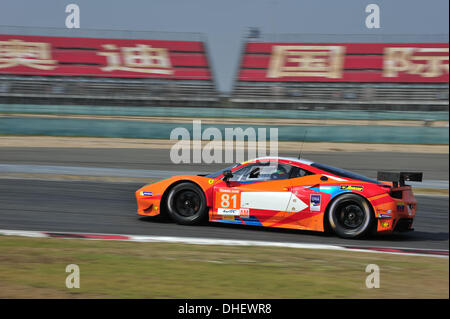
[238,42,449,83]
[0,34,212,79]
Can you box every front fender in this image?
[136,175,220,216]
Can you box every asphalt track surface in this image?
[0,147,448,180]
[0,147,448,251]
[0,181,448,251]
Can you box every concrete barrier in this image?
[0,104,448,121]
[0,116,448,144]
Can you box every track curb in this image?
[0,229,447,258]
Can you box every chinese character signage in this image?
[267,45,345,79]
[0,35,212,80]
[0,35,448,83]
[97,44,173,75]
[239,42,449,82]
[0,39,57,70]
[384,47,448,78]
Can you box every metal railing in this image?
[230,82,449,111]
[0,75,218,106]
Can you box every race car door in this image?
[212,162,308,226]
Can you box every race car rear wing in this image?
[377,171,423,187]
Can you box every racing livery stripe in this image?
[369,193,393,206]
[267,211,323,228]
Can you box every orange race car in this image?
[135,157,422,238]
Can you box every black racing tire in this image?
[328,193,374,239]
[166,182,208,225]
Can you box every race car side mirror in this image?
[223,170,233,183]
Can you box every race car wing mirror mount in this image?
[223,170,233,183]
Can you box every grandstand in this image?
[0,27,218,107]
[231,34,449,111]
[0,28,448,111]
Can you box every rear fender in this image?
[323,192,376,232]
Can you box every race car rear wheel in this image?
[328,193,373,239]
[166,182,208,225]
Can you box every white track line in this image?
[0,229,447,258]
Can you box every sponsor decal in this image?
[240,208,250,218]
[340,185,364,191]
[397,201,405,212]
[222,215,235,221]
[380,221,390,228]
[310,194,321,212]
[208,179,214,184]
[140,191,153,197]
[376,209,392,218]
[218,188,240,194]
[218,208,240,216]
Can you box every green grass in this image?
[0,235,447,298]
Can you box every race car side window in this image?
[227,164,257,182]
[290,166,315,178]
[229,162,295,182]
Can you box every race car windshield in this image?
[205,163,240,178]
[311,163,381,184]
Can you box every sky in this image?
[0,0,448,93]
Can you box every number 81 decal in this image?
[220,193,238,209]
[215,188,249,217]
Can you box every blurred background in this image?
[0,0,448,299]
[0,0,448,180]
[0,0,448,145]
[0,27,448,144]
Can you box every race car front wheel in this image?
[166,182,208,225]
[328,193,374,239]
